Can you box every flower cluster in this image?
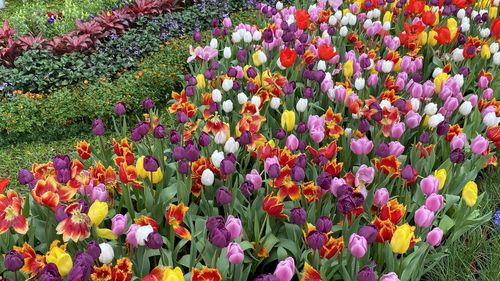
[1,0,499,280]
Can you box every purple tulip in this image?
[153,125,165,139]
[92,118,105,136]
[215,187,232,205]
[114,102,126,116]
[143,156,159,172]
[307,231,326,250]
[142,98,155,110]
[290,207,307,225]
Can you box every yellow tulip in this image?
[383,11,393,23]
[422,115,429,127]
[243,65,260,81]
[281,110,296,132]
[481,44,491,60]
[462,181,478,207]
[136,156,164,184]
[46,241,73,277]
[196,74,206,89]
[252,51,266,67]
[262,69,272,88]
[163,266,184,281]
[433,73,449,93]
[343,60,353,78]
[490,7,498,19]
[418,31,428,46]
[390,223,415,254]
[96,228,118,240]
[88,200,108,226]
[393,58,401,72]
[428,30,438,47]
[447,18,458,39]
[434,169,447,190]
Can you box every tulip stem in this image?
[212,248,221,268]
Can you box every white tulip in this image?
[98,243,114,264]
[480,28,490,38]
[317,60,326,71]
[243,31,252,43]
[211,150,224,168]
[366,11,373,19]
[341,15,349,26]
[201,169,215,186]
[382,22,391,31]
[372,8,381,18]
[251,95,261,108]
[483,112,499,127]
[424,103,438,115]
[432,68,442,78]
[276,1,283,10]
[457,9,466,19]
[452,48,464,62]
[223,47,232,59]
[381,60,394,73]
[339,26,348,37]
[328,15,338,25]
[232,32,242,43]
[454,74,464,88]
[210,38,218,49]
[237,92,248,104]
[380,99,392,109]
[494,52,500,65]
[252,31,262,41]
[410,98,421,111]
[428,113,444,128]
[461,22,470,32]
[459,101,472,116]
[490,42,499,54]
[224,137,239,154]
[296,98,308,112]
[212,89,222,103]
[348,14,357,26]
[222,79,233,92]
[257,51,267,64]
[345,128,353,136]
[354,77,365,90]
[214,131,227,144]
[363,19,373,29]
[334,10,342,21]
[270,97,281,110]
[135,225,154,246]
[222,100,233,113]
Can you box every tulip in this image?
[4,250,24,272]
[373,188,389,207]
[281,110,296,132]
[92,118,105,136]
[142,98,155,110]
[390,223,414,254]
[350,137,374,155]
[425,194,444,212]
[46,242,73,276]
[226,243,244,264]
[145,232,163,249]
[414,206,434,228]
[274,257,295,281]
[114,102,126,116]
[462,181,478,207]
[86,241,101,260]
[358,225,378,244]
[307,231,326,250]
[420,175,439,196]
[90,184,108,202]
[470,135,489,155]
[355,165,375,187]
[215,187,232,205]
[315,216,332,233]
[39,263,63,281]
[224,137,240,154]
[201,169,215,186]
[126,224,140,247]
[380,272,400,281]
[163,266,184,281]
[88,200,108,226]
[98,243,114,264]
[426,227,444,246]
[434,169,447,190]
[225,215,242,241]
[348,234,368,258]
[18,169,34,185]
[245,169,263,190]
[290,207,307,225]
[209,225,231,248]
[286,134,299,150]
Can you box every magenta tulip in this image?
[348,233,368,258]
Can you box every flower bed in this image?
[1,0,500,280]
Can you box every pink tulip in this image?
[225,215,242,240]
[246,169,263,190]
[470,135,489,155]
[422,81,435,98]
[223,17,232,28]
[415,206,434,228]
[348,234,367,258]
[469,94,478,106]
[388,141,405,157]
[355,165,375,186]
[420,175,439,196]
[426,227,444,246]
[226,243,244,264]
[264,157,280,174]
[373,188,390,207]
[405,111,422,129]
[390,122,406,139]
[111,214,128,236]
[274,257,295,281]
[350,137,373,155]
[330,177,346,197]
[286,134,299,151]
[380,272,400,281]
[90,183,108,202]
[126,224,140,247]
[478,76,489,88]
[450,133,467,150]
[409,82,423,98]
[307,115,326,143]
[425,194,444,212]
[367,74,378,86]
[483,88,493,100]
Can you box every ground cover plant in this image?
[0,0,499,280]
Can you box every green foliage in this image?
[0,0,124,38]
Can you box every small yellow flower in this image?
[281,110,296,132]
[88,200,108,226]
[428,30,438,46]
[46,241,73,277]
[434,169,447,190]
[163,266,184,281]
[390,223,415,254]
[462,181,478,207]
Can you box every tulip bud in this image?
[426,227,444,246]
[274,257,295,281]
[223,47,232,59]
[270,97,281,110]
[135,225,154,246]
[222,100,234,113]
[374,188,389,207]
[98,243,114,264]
[348,234,368,258]
[224,137,240,154]
[201,169,215,186]
[212,89,222,103]
[226,243,244,264]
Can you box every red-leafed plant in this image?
[95,9,132,37]
[16,33,46,51]
[127,0,162,15]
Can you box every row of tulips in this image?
[1,0,499,280]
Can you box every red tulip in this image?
[279,48,297,68]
